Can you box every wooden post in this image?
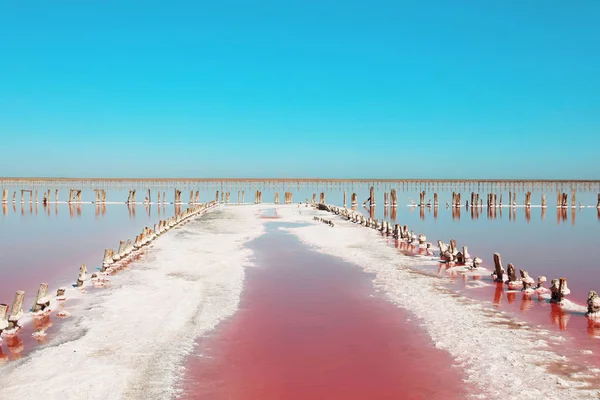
[520,270,535,291]
[506,263,517,283]
[419,191,425,207]
[587,290,600,316]
[343,190,347,207]
[275,192,279,204]
[1,189,7,204]
[0,303,8,334]
[550,278,570,304]
[597,194,600,209]
[384,192,389,207]
[242,190,245,203]
[541,194,546,208]
[391,189,397,207]
[571,189,576,208]
[493,253,504,282]
[351,193,357,206]
[77,264,87,287]
[369,186,375,207]
[8,290,24,329]
[32,283,50,312]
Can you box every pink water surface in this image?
[178,221,471,399]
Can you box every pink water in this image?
[178,222,471,399]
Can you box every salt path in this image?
[0,205,599,399]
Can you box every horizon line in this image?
[1,177,600,183]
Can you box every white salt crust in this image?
[276,206,600,400]
[0,206,265,400]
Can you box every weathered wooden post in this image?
[320,192,325,204]
[384,192,389,207]
[369,186,375,207]
[419,191,425,207]
[102,189,106,203]
[275,192,279,204]
[571,189,576,208]
[520,270,535,291]
[343,190,347,207]
[391,189,397,207]
[493,253,504,282]
[597,194,600,209]
[0,303,9,334]
[506,263,518,284]
[587,290,600,316]
[242,190,245,203]
[195,191,199,204]
[12,191,16,203]
[351,193,357,207]
[2,189,8,204]
[556,191,561,208]
[550,278,570,304]
[55,189,59,203]
[215,190,219,203]
[32,283,50,312]
[8,291,24,329]
[77,264,87,287]
[541,194,547,208]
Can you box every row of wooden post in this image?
[315,202,600,321]
[1,200,219,340]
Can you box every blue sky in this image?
[0,1,599,179]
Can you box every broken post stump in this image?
[32,283,50,313]
[493,253,504,282]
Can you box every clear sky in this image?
[0,1,599,179]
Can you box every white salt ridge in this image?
[0,206,265,400]
[277,206,600,400]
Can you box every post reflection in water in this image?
[5,335,24,361]
[550,303,570,330]
[433,205,438,220]
[571,207,576,226]
[541,207,546,220]
[390,206,397,221]
[384,205,388,219]
[525,207,531,223]
[493,283,503,307]
[507,290,516,305]
[587,318,600,338]
[369,205,375,220]
[420,206,425,220]
[2,203,6,216]
[520,293,534,312]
